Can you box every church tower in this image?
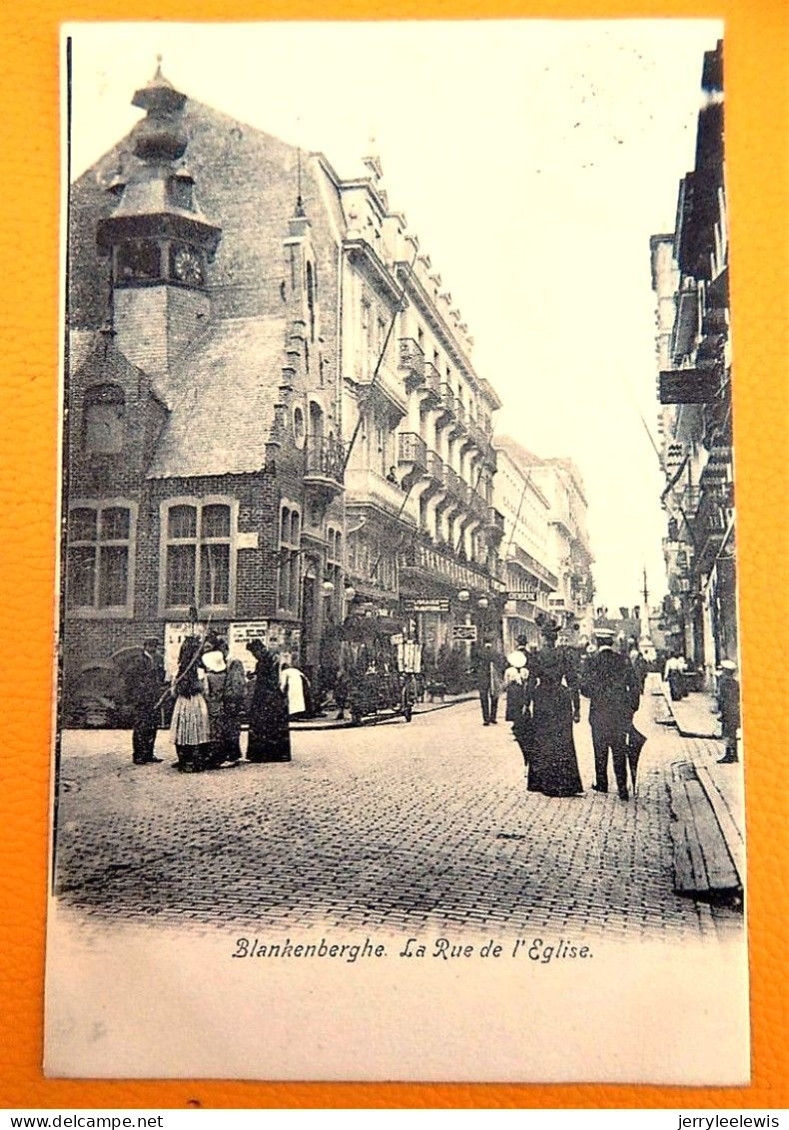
[96,62,221,381]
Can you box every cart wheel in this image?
[403,705,413,722]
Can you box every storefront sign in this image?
[403,598,450,613]
[508,590,538,602]
[228,621,270,672]
[451,624,478,642]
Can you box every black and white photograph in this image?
[47,20,748,1083]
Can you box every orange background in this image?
[1,0,787,1110]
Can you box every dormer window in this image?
[168,175,194,210]
[83,383,125,454]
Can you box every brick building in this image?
[62,64,506,708]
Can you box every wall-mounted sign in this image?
[451,624,478,642]
[403,598,450,613]
[508,590,538,602]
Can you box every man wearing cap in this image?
[716,660,741,764]
[581,627,640,800]
[126,637,165,765]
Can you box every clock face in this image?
[171,244,204,285]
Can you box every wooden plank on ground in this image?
[679,780,712,891]
[684,777,739,891]
[669,776,709,893]
[696,763,746,886]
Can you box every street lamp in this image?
[477,596,489,609]
[344,585,356,601]
[457,589,470,603]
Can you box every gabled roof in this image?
[147,316,286,478]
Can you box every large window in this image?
[161,499,235,614]
[67,501,136,615]
[278,503,301,614]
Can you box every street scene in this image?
[46,21,748,1083]
[56,678,742,943]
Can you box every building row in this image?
[650,39,736,686]
[63,64,594,703]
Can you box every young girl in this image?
[170,635,210,772]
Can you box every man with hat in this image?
[126,636,165,765]
[716,659,741,764]
[580,627,640,800]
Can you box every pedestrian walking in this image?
[169,635,211,773]
[664,651,687,701]
[716,659,741,763]
[473,642,503,726]
[581,627,640,800]
[526,619,583,797]
[504,649,534,769]
[629,646,649,699]
[246,639,292,763]
[280,659,310,718]
[126,637,164,765]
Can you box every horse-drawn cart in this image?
[338,612,421,727]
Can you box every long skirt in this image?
[170,694,209,746]
[247,689,292,763]
[527,682,583,797]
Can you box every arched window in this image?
[83,384,125,454]
[278,502,301,614]
[293,406,305,447]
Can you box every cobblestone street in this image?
[54,683,743,943]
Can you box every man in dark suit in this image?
[127,637,165,765]
[581,628,640,800]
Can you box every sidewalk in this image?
[289,691,476,730]
[656,679,745,900]
[661,683,721,738]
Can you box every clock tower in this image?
[96,62,221,383]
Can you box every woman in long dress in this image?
[245,639,292,763]
[526,622,583,797]
[169,635,211,773]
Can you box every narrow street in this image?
[54,680,742,944]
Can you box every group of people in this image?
[476,623,646,801]
[128,634,301,771]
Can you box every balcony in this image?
[420,362,441,405]
[485,506,506,545]
[435,382,455,427]
[398,338,425,392]
[426,449,446,488]
[345,467,419,526]
[397,431,428,472]
[399,539,498,592]
[444,467,467,504]
[304,435,345,504]
[448,395,466,439]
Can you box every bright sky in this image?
[66,19,723,611]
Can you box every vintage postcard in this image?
[45,20,749,1082]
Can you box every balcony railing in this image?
[305,435,345,483]
[397,431,428,470]
[398,338,425,391]
[421,362,441,401]
[437,383,455,417]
